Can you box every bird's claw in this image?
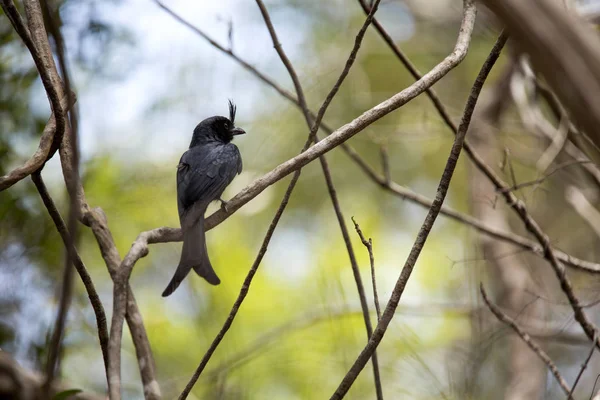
[219,198,229,213]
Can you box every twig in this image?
[352,217,381,321]
[480,285,573,397]
[330,30,507,400]
[569,334,597,398]
[497,160,595,194]
[357,0,458,138]
[31,171,109,377]
[254,0,311,125]
[0,0,75,190]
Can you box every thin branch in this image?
[31,171,109,377]
[330,30,508,400]
[497,160,595,194]
[352,217,381,321]
[357,0,458,136]
[347,149,600,274]
[568,335,596,398]
[0,0,75,190]
[480,285,573,397]
[255,0,311,125]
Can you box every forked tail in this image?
[162,216,221,297]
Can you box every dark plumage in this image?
[162,101,244,297]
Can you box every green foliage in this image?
[52,389,83,400]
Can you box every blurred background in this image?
[3,0,600,398]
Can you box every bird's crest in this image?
[228,100,237,125]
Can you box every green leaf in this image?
[52,389,83,400]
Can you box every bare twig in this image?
[330,31,507,400]
[352,217,381,321]
[497,160,595,194]
[255,0,311,125]
[357,0,457,135]
[31,171,109,377]
[0,0,75,191]
[569,335,597,398]
[480,285,573,397]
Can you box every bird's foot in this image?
[219,198,229,213]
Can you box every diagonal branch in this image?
[480,285,572,397]
[31,171,109,376]
[330,31,508,399]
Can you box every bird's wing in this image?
[177,143,242,220]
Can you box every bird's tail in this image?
[162,216,221,297]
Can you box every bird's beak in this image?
[230,127,246,136]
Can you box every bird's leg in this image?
[219,198,229,213]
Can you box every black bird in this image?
[162,101,244,297]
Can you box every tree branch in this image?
[480,285,572,397]
[30,171,109,379]
[352,217,381,321]
[330,30,507,399]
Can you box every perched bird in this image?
[162,101,245,297]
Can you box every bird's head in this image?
[190,100,245,147]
